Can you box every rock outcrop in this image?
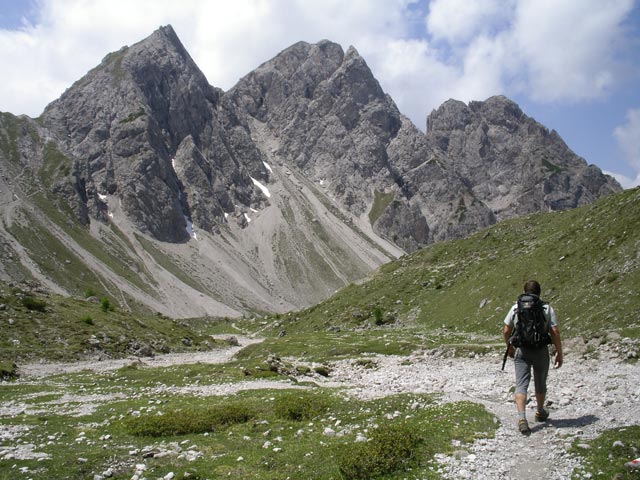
[41,25,266,242]
[427,96,620,218]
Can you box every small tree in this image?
[374,307,384,326]
[100,297,114,312]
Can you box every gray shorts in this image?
[514,346,550,395]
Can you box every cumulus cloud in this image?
[612,109,640,188]
[509,0,635,102]
[0,0,636,137]
[0,0,414,116]
[422,0,636,106]
[426,0,513,45]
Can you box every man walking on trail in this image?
[503,280,563,435]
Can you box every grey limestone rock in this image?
[0,26,623,315]
[426,95,620,221]
[40,25,267,242]
[32,30,621,248]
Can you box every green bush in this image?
[100,297,114,312]
[337,421,421,480]
[373,307,384,326]
[126,403,253,437]
[84,287,97,298]
[313,366,331,377]
[81,315,94,325]
[273,392,330,421]
[0,362,18,381]
[21,296,47,312]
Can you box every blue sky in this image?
[1,0,639,187]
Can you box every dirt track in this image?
[10,337,640,478]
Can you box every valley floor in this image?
[319,348,640,479]
[4,336,640,479]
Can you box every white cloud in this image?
[612,108,640,188]
[422,0,636,107]
[0,0,636,140]
[509,0,635,102]
[426,0,513,45]
[361,38,459,129]
[0,0,413,116]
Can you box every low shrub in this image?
[21,296,47,312]
[337,421,421,480]
[373,307,384,326]
[313,366,331,377]
[100,297,114,313]
[273,391,330,421]
[0,362,18,381]
[126,403,253,437]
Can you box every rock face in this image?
[226,40,619,249]
[0,26,621,316]
[41,26,266,242]
[427,97,619,218]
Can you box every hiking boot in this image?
[535,409,549,422]
[518,418,531,435]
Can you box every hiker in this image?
[503,280,563,434]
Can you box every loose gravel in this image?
[5,336,640,478]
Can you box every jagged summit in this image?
[426,95,619,217]
[0,27,621,317]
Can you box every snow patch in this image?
[171,158,176,170]
[97,193,108,202]
[184,216,197,240]
[250,177,271,198]
[263,161,273,173]
[250,208,258,213]
[244,213,251,223]
[108,212,114,218]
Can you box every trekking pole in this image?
[501,345,510,371]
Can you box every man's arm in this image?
[503,324,515,358]
[550,325,563,368]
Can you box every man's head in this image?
[523,280,541,296]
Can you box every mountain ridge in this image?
[0,25,621,317]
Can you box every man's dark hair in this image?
[523,280,541,296]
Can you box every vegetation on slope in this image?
[0,189,638,480]
[257,187,639,340]
[0,282,210,363]
[0,377,495,480]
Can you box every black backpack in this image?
[510,293,551,348]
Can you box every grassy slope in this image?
[255,187,639,340]
[0,283,211,364]
[4,187,638,366]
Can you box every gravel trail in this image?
[16,335,263,377]
[7,336,640,478]
[318,347,640,479]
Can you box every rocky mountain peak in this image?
[0,27,622,317]
[37,24,265,243]
[426,95,620,219]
